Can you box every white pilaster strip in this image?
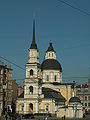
[35,101,38,113]
[24,101,26,114]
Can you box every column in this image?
[43,72,45,82]
[24,101,26,114]
[53,100,55,114]
[51,72,53,82]
[35,101,38,113]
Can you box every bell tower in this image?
[24,16,41,114]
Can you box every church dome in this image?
[69,97,81,103]
[41,59,62,71]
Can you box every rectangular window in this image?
[81,102,83,105]
[54,75,57,81]
[88,103,90,107]
[85,103,87,106]
[88,96,90,100]
[85,96,87,100]
[46,75,49,81]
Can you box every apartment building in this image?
[76,79,90,113]
[0,60,13,118]
[12,80,23,112]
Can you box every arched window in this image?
[49,53,50,57]
[30,69,33,76]
[29,103,33,112]
[46,104,49,112]
[20,104,24,112]
[29,86,33,93]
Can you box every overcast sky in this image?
[0,0,90,85]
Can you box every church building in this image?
[16,16,83,118]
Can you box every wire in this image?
[14,76,89,81]
[0,56,25,71]
[63,76,89,79]
[57,0,90,16]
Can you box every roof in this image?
[18,92,24,98]
[50,82,75,86]
[46,42,55,52]
[76,84,88,88]
[41,59,62,71]
[69,96,81,103]
[30,16,37,49]
[42,87,66,102]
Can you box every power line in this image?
[0,55,89,80]
[14,76,89,81]
[0,56,25,71]
[63,77,89,79]
[57,0,90,16]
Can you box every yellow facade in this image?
[16,17,83,118]
[39,99,53,113]
[57,104,83,118]
[42,70,62,83]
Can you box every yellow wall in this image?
[17,98,54,115]
[42,70,62,83]
[59,86,72,105]
[39,99,53,113]
[17,100,24,115]
[17,99,37,114]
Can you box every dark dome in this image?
[69,97,81,103]
[41,59,62,71]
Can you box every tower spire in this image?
[30,15,37,49]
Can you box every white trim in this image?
[35,101,38,113]
[24,101,26,114]
[51,72,53,82]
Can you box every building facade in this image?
[16,17,83,118]
[76,79,90,113]
[12,80,24,113]
[0,60,13,118]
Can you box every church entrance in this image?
[29,103,33,113]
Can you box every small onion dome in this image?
[41,59,62,72]
[46,42,55,52]
[69,96,81,103]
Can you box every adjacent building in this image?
[76,79,90,113]
[16,16,83,118]
[12,80,23,112]
[0,60,13,118]
[0,60,24,119]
